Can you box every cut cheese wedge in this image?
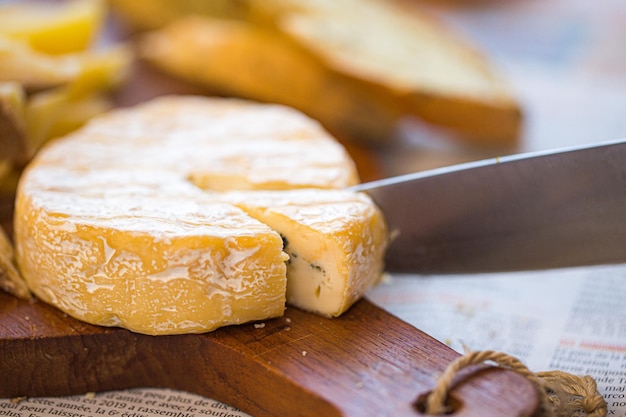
[14,96,386,335]
[224,189,388,317]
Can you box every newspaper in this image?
[369,265,626,417]
[1,264,625,417]
[0,388,248,417]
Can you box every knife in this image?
[353,138,626,273]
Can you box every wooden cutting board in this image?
[0,291,540,417]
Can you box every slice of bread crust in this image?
[132,0,521,145]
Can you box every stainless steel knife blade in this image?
[352,139,626,273]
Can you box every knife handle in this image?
[0,293,539,417]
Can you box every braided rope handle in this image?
[424,350,607,417]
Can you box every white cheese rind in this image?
[15,188,289,335]
[14,96,383,334]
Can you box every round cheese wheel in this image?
[14,96,386,335]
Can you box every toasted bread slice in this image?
[140,16,402,142]
[264,0,522,144]
[135,0,521,145]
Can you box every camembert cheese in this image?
[14,96,387,334]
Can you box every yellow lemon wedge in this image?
[0,0,105,55]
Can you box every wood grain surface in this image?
[0,291,540,417]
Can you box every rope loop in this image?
[423,350,607,417]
